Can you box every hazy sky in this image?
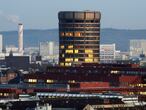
[0,0,146,31]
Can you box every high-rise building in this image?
[48,41,54,56]
[58,11,101,66]
[100,44,116,63]
[130,39,146,57]
[18,23,24,55]
[0,34,3,53]
[39,41,58,60]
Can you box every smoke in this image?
[0,10,21,24]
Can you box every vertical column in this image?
[18,23,24,55]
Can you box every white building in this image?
[6,45,18,53]
[0,34,3,53]
[115,51,129,61]
[100,44,116,63]
[130,39,146,57]
[39,41,58,60]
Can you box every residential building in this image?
[130,39,146,57]
[100,44,116,63]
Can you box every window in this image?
[85,49,93,53]
[4,93,9,97]
[46,79,54,83]
[28,79,37,83]
[68,80,75,83]
[74,50,78,53]
[88,54,93,58]
[75,32,81,37]
[85,58,93,62]
[65,58,73,62]
[60,63,64,66]
[65,32,73,37]
[65,32,69,36]
[69,32,73,36]
[68,45,73,49]
[60,45,64,49]
[65,63,71,66]
[74,58,78,62]
[66,50,73,53]
[62,54,64,57]
[61,32,65,36]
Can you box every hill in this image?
[0,28,146,51]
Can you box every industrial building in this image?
[58,11,101,66]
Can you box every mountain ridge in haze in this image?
[0,28,146,51]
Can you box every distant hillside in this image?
[0,29,59,47]
[0,28,146,51]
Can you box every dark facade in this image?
[58,11,101,66]
[5,56,29,70]
[22,63,146,98]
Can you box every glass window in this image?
[60,63,64,66]
[65,58,73,62]
[85,49,93,53]
[74,58,78,62]
[60,45,64,49]
[75,32,81,37]
[65,63,71,66]
[85,58,93,62]
[66,50,73,53]
[47,79,54,83]
[74,50,79,53]
[68,45,73,49]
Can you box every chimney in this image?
[18,23,23,55]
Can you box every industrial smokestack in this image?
[18,23,23,55]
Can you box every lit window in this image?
[69,32,73,36]
[28,79,37,83]
[4,93,9,96]
[68,80,76,83]
[64,32,73,37]
[85,58,93,62]
[74,58,78,62]
[68,45,73,49]
[60,63,64,66]
[88,54,93,58]
[111,71,119,74]
[94,58,98,62]
[62,54,64,57]
[75,32,81,37]
[85,49,93,53]
[66,50,73,53]
[65,32,72,36]
[47,79,54,83]
[60,45,64,49]
[65,63,71,66]
[65,58,73,62]
[74,50,78,53]
[140,92,146,95]
[61,32,65,36]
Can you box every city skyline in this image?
[0,0,146,31]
